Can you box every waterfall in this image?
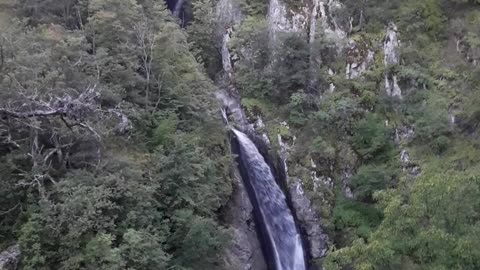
[232,129,306,270]
[173,0,185,17]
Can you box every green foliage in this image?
[150,135,231,216]
[4,0,480,269]
[231,16,271,98]
[327,173,480,270]
[239,0,268,16]
[120,229,170,269]
[397,0,446,40]
[241,97,271,118]
[351,113,394,162]
[152,114,178,147]
[350,164,398,201]
[333,195,383,245]
[432,135,450,154]
[288,90,311,127]
[271,33,310,103]
[187,0,221,77]
[313,91,363,137]
[169,210,229,270]
[0,1,231,269]
[16,0,89,28]
[410,92,451,145]
[311,136,336,161]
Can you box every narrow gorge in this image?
[231,128,305,270]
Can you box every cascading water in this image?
[173,0,185,17]
[231,128,306,270]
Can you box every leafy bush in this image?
[332,195,383,245]
[351,113,394,162]
[350,164,398,201]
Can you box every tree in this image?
[351,113,394,163]
[187,0,221,78]
[326,173,480,270]
[1,2,233,269]
[16,0,88,28]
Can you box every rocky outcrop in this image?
[277,127,329,267]
[216,0,242,31]
[340,170,354,199]
[394,125,421,176]
[268,0,346,44]
[345,40,374,79]
[268,0,309,43]
[223,170,267,270]
[289,179,329,260]
[316,0,347,47]
[0,245,20,270]
[384,22,402,97]
[216,0,242,78]
[221,27,234,78]
[310,0,347,93]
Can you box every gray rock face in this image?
[309,0,347,93]
[223,170,267,270]
[216,2,267,269]
[341,170,354,199]
[221,27,234,77]
[216,0,242,31]
[216,0,242,79]
[384,22,402,97]
[316,0,347,47]
[277,131,329,265]
[345,40,374,79]
[289,179,329,260]
[0,245,20,270]
[394,126,421,177]
[268,0,309,43]
[219,1,356,268]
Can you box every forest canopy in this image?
[0,0,232,269]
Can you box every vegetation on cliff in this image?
[200,0,480,269]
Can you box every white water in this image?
[173,0,185,17]
[232,129,306,270]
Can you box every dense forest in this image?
[0,0,232,269]
[1,0,480,269]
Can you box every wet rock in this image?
[290,179,329,259]
[0,245,20,270]
[278,130,329,264]
[223,170,267,270]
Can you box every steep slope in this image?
[185,0,480,269]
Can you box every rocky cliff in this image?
[213,0,480,269]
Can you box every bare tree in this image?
[134,12,156,107]
[0,86,131,191]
